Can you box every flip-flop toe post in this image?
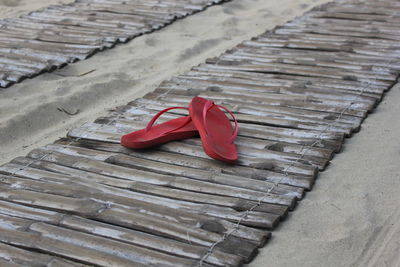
[121,106,198,149]
[189,97,238,163]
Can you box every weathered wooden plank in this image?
[150,88,368,118]
[217,54,394,88]
[50,5,165,24]
[0,55,49,72]
[0,63,39,77]
[179,138,328,170]
[276,23,400,42]
[259,30,400,53]
[3,19,119,43]
[112,111,343,152]
[227,47,400,79]
[0,212,239,266]
[309,10,400,23]
[139,93,363,132]
[3,165,282,234]
[69,120,338,173]
[155,81,375,115]
[0,74,11,87]
[2,169,284,218]
[119,103,345,150]
[66,122,318,176]
[204,58,390,88]
[296,16,400,35]
[0,258,21,267]
[124,99,347,141]
[250,35,400,63]
[0,35,100,55]
[0,187,269,249]
[25,11,145,33]
[25,148,297,208]
[5,159,290,227]
[0,71,24,83]
[0,164,282,231]
[42,142,303,200]
[0,47,67,67]
[143,92,363,129]
[71,2,200,18]
[0,214,214,267]
[158,141,318,174]
[0,187,259,261]
[0,240,88,267]
[11,17,131,42]
[188,66,388,93]
[0,27,108,48]
[82,113,327,171]
[56,138,315,190]
[58,215,243,267]
[214,53,396,82]
[0,200,250,266]
[0,196,270,252]
[161,76,378,106]
[167,71,386,100]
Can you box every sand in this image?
[1,0,399,266]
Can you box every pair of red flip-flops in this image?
[121,97,238,163]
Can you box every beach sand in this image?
[1,0,399,266]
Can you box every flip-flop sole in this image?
[189,97,238,163]
[121,116,198,149]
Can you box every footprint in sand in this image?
[223,2,245,15]
[178,38,222,61]
[0,0,21,7]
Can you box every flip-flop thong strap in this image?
[145,106,190,133]
[202,101,239,144]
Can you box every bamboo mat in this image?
[1,0,400,266]
[0,0,229,88]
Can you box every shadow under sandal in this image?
[121,106,198,149]
[189,96,239,164]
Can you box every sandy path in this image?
[1,1,399,266]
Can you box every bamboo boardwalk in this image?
[1,0,400,266]
[0,0,229,88]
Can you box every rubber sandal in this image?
[189,96,238,163]
[121,106,198,149]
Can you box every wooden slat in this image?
[56,138,316,189]
[0,241,88,267]
[45,142,304,200]
[0,203,241,266]
[0,214,216,267]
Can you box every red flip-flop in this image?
[121,107,198,149]
[189,97,238,163]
